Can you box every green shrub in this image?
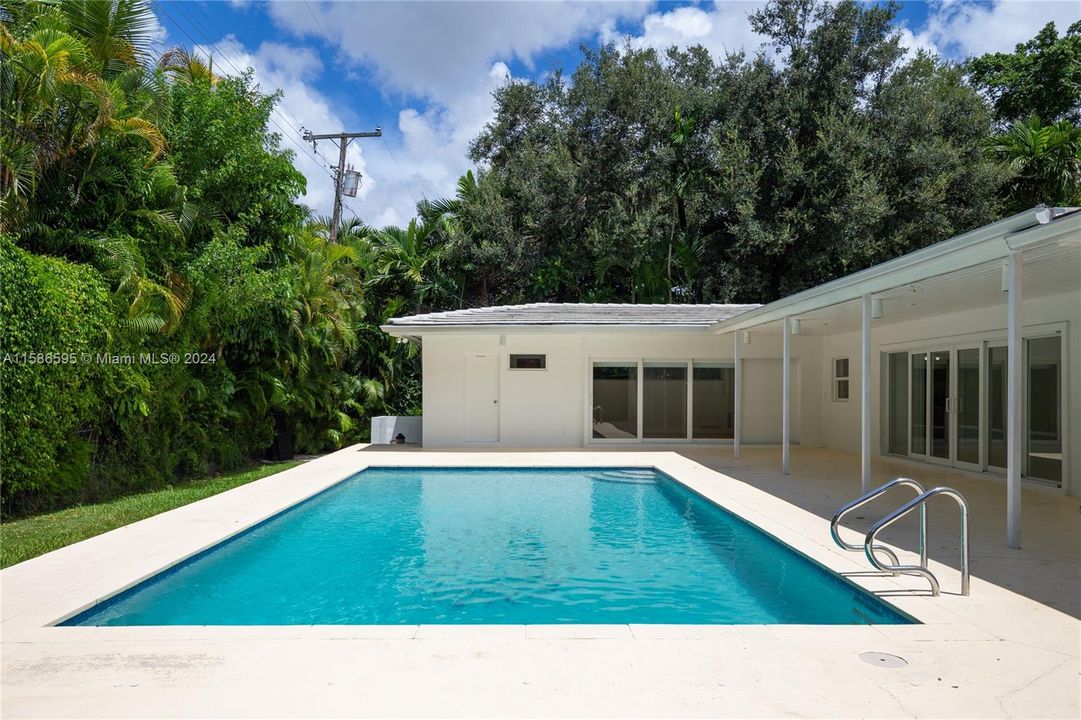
[0,237,114,513]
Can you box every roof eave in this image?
[710,206,1079,334]
[380,322,725,336]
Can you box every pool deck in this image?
[2,445,1078,718]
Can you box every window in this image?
[692,363,735,439]
[643,363,687,439]
[887,352,908,455]
[509,354,546,370]
[592,363,637,439]
[832,358,850,401]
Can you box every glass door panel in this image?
[910,353,927,456]
[1026,336,1062,484]
[692,363,734,439]
[930,350,951,460]
[987,345,1008,469]
[887,352,908,455]
[643,363,687,439]
[592,363,638,439]
[956,348,980,466]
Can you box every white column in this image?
[1007,251,1023,549]
[861,293,872,492]
[782,316,791,475]
[734,330,742,459]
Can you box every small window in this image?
[833,357,850,401]
[509,354,546,370]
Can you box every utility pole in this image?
[302,127,382,242]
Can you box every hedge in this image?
[0,237,114,512]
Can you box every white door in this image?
[465,353,499,442]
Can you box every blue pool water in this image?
[64,467,912,626]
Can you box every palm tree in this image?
[158,47,216,85]
[0,5,166,232]
[369,218,456,313]
[419,170,514,306]
[989,117,1081,210]
[60,0,160,78]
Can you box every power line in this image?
[175,0,366,223]
[155,2,336,174]
[152,1,337,181]
[151,0,363,221]
[301,0,423,203]
[303,129,383,242]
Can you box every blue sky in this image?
[150,1,1081,226]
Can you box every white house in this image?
[383,206,1081,546]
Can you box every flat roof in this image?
[383,303,761,332]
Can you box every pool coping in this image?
[2,445,1053,643]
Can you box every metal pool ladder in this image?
[830,479,970,596]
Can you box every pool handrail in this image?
[864,486,970,597]
[830,478,927,571]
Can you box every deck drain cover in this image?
[860,652,907,668]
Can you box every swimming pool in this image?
[63,467,912,626]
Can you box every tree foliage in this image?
[967,20,1081,127]
[0,1,426,513]
[466,0,1004,304]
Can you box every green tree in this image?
[967,20,1081,126]
[988,117,1081,211]
[468,0,1002,303]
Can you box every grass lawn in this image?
[0,461,300,568]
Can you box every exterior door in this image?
[464,353,499,442]
[954,346,982,469]
[908,349,952,465]
[928,349,951,463]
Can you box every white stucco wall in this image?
[415,285,1076,494]
[420,330,819,449]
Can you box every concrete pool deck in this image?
[1,446,1078,718]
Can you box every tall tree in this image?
[967,20,1081,126]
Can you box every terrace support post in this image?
[782,316,791,475]
[734,330,742,459]
[1007,251,1023,549]
[861,293,872,493]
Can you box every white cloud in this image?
[901,0,1081,59]
[190,0,1076,227]
[267,1,648,100]
[196,0,1081,228]
[600,2,768,59]
[252,1,658,225]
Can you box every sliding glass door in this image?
[929,350,951,462]
[643,363,688,439]
[592,363,638,439]
[887,353,908,455]
[987,344,1008,469]
[887,335,1063,486]
[910,352,928,456]
[955,347,981,467]
[1026,336,1062,484]
[692,363,735,439]
[591,360,735,443]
